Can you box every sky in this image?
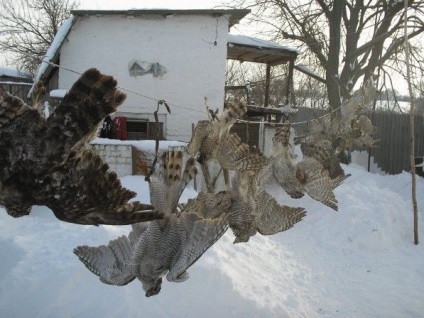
[0,0,414,95]
[76,0,413,96]
[79,0,227,10]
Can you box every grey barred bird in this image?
[261,121,342,211]
[187,100,267,191]
[300,139,347,181]
[229,168,306,243]
[187,101,266,170]
[302,82,376,156]
[187,99,247,164]
[75,149,232,297]
[0,68,160,225]
[260,121,303,198]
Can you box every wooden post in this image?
[403,0,419,245]
[191,123,197,191]
[286,59,294,105]
[264,64,271,107]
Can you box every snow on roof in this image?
[71,9,250,27]
[228,34,300,55]
[0,67,31,79]
[278,104,298,114]
[49,89,68,99]
[294,63,325,83]
[28,16,76,97]
[0,81,33,86]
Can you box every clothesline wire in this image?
[41,60,340,126]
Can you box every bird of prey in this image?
[187,100,267,191]
[229,167,306,243]
[0,68,161,225]
[75,149,232,296]
[302,81,377,156]
[261,121,343,211]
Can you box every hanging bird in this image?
[0,68,160,225]
[75,149,232,297]
[229,168,306,243]
[187,99,267,191]
[261,121,343,211]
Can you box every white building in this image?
[31,9,299,143]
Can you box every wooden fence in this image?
[290,107,424,175]
[232,106,424,175]
[0,81,32,103]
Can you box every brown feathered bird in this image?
[0,68,161,225]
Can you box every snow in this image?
[28,16,76,97]
[294,63,325,82]
[91,138,187,151]
[0,67,31,79]
[228,33,300,54]
[1,157,423,317]
[278,103,299,114]
[0,81,32,86]
[49,89,68,98]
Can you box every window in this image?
[127,120,148,139]
[126,119,164,140]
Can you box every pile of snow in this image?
[1,163,423,317]
[49,89,68,99]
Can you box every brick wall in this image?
[91,144,133,177]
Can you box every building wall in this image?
[59,13,230,141]
[91,143,133,177]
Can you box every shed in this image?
[30,9,299,144]
[0,67,32,102]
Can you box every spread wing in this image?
[0,68,162,225]
[256,191,306,235]
[37,149,160,225]
[167,211,230,282]
[74,235,135,286]
[297,158,338,211]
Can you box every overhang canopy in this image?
[227,34,299,66]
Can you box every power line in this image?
[40,59,339,127]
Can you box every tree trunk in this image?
[404,0,419,244]
[326,1,343,112]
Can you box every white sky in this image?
[0,0,413,95]
[79,0,226,10]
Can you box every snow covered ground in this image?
[1,163,423,318]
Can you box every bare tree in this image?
[226,60,294,107]
[227,0,424,111]
[403,0,419,245]
[0,0,79,75]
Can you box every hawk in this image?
[75,149,232,296]
[261,121,343,211]
[230,168,305,243]
[0,68,161,225]
[187,100,267,191]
